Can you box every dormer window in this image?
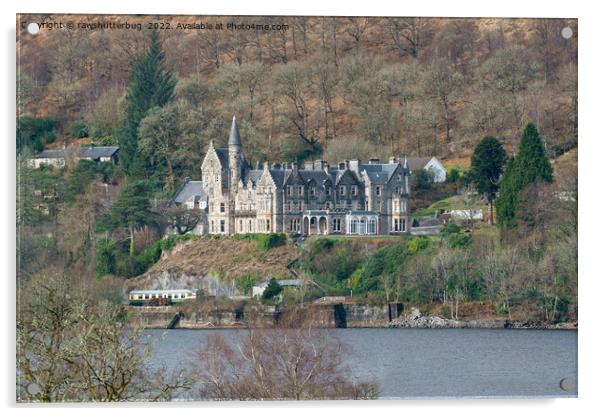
[310,186,316,197]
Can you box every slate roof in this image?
[173,181,207,204]
[35,146,119,160]
[359,163,400,184]
[228,116,242,146]
[268,168,290,187]
[243,169,263,185]
[299,170,332,190]
[214,148,229,168]
[406,157,433,171]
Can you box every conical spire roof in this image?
[228,115,241,146]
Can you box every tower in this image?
[228,115,243,189]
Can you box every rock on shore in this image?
[388,307,577,329]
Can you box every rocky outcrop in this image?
[388,307,464,328]
[388,307,577,329]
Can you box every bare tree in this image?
[387,17,433,58]
[17,271,192,402]
[196,312,379,400]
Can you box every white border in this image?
[2,1,600,415]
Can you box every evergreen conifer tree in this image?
[496,123,553,228]
[119,31,175,175]
[468,136,507,225]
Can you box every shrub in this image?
[233,233,287,251]
[411,169,435,190]
[93,238,117,277]
[439,223,461,236]
[406,236,430,254]
[447,168,461,183]
[261,279,282,303]
[71,121,89,138]
[446,233,472,248]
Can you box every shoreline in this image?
[126,303,576,330]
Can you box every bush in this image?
[446,233,472,248]
[261,279,282,303]
[93,238,117,277]
[447,168,461,183]
[411,169,435,190]
[439,223,461,236]
[233,233,287,251]
[406,236,430,254]
[71,121,89,138]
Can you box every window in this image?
[266,219,270,231]
[360,218,366,234]
[325,202,331,210]
[220,220,225,233]
[248,220,253,232]
[393,218,399,232]
[325,186,331,196]
[393,200,399,214]
[395,186,400,194]
[339,185,346,196]
[368,219,377,234]
[239,220,243,231]
[211,220,214,232]
[220,202,225,213]
[401,218,406,232]
[350,219,358,234]
[401,200,407,213]
[351,185,358,196]
[287,186,293,196]
[333,218,342,232]
[297,185,304,196]
[375,186,381,196]
[286,201,291,212]
[310,186,316,197]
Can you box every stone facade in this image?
[199,116,411,236]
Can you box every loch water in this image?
[145,327,577,399]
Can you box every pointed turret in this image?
[228,115,241,147]
[228,115,243,192]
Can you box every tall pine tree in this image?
[496,123,553,228]
[119,31,175,176]
[467,136,507,225]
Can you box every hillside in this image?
[127,236,299,293]
[17,14,577,172]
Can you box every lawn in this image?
[412,194,488,218]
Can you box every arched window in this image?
[368,218,377,234]
[360,217,366,234]
[350,219,358,234]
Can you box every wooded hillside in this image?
[17,15,577,174]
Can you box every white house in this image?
[28,146,120,169]
[407,157,447,183]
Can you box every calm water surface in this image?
[145,328,577,399]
